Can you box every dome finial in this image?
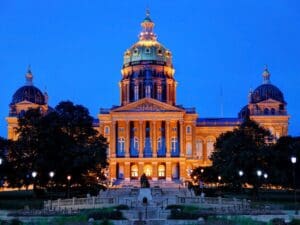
[262,65,271,84]
[146,8,150,18]
[139,8,157,41]
[25,65,33,85]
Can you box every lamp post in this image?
[256,170,262,200]
[0,158,2,190]
[32,171,37,191]
[49,171,55,209]
[291,156,298,214]
[238,170,244,193]
[200,169,204,196]
[67,175,71,198]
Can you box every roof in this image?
[197,118,243,127]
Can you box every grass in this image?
[0,190,43,210]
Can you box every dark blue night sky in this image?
[1,1,300,137]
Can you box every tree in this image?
[140,173,150,188]
[210,118,272,193]
[270,136,300,188]
[7,101,108,189]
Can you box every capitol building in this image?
[6,11,289,183]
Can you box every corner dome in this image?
[250,84,284,104]
[250,67,285,104]
[11,67,46,105]
[12,85,45,105]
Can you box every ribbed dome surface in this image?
[250,84,284,104]
[12,85,45,105]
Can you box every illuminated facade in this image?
[96,12,289,182]
[7,12,289,183]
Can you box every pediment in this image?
[257,98,283,104]
[16,100,36,105]
[111,98,185,113]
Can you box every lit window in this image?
[171,137,177,152]
[196,140,203,159]
[158,164,165,177]
[145,85,151,98]
[131,165,138,178]
[104,126,110,135]
[206,138,215,158]
[118,137,125,152]
[186,126,191,134]
[157,138,162,150]
[134,85,139,101]
[186,142,192,156]
[134,137,139,150]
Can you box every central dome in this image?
[123,10,173,68]
[119,11,177,106]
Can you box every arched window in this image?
[171,137,177,152]
[104,126,110,135]
[186,126,191,134]
[144,164,152,177]
[196,140,203,159]
[145,85,151,98]
[264,108,269,115]
[157,85,162,101]
[134,137,139,150]
[134,85,139,101]
[186,142,192,157]
[118,137,125,153]
[206,137,215,158]
[271,108,276,115]
[158,164,165,177]
[131,164,138,178]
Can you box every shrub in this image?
[115,204,129,210]
[10,219,23,225]
[289,219,300,225]
[271,218,286,225]
[87,208,124,220]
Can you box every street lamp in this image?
[256,170,262,200]
[256,170,262,177]
[67,175,71,198]
[291,156,298,214]
[32,171,37,192]
[49,171,55,209]
[238,170,244,177]
[0,157,2,165]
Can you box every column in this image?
[180,120,184,157]
[203,140,207,164]
[139,121,143,158]
[111,121,116,158]
[152,121,157,157]
[126,81,130,104]
[166,161,172,181]
[125,121,130,157]
[124,162,130,181]
[192,123,196,158]
[152,162,158,181]
[166,121,170,157]
[119,82,122,105]
[179,162,186,181]
[110,161,117,181]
